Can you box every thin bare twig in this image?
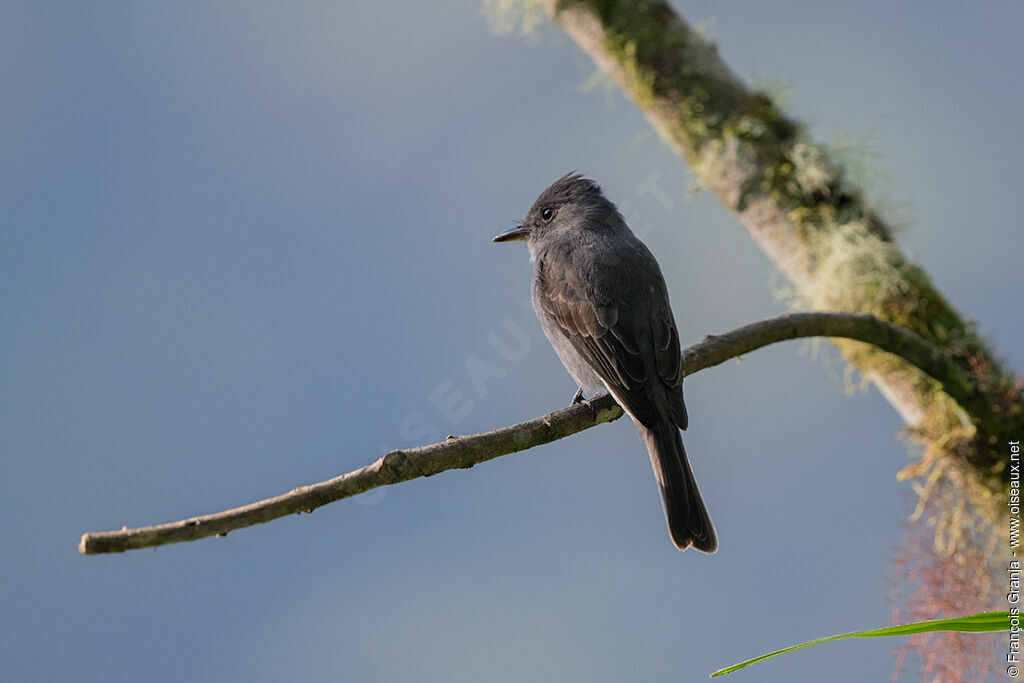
[79,312,977,554]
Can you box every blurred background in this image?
[2,2,1021,681]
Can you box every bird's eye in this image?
[541,207,553,221]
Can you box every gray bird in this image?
[493,173,717,553]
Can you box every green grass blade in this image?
[710,611,1010,677]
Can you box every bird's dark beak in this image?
[492,225,531,243]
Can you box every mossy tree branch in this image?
[81,312,978,554]
[543,0,1023,508]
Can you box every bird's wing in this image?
[535,259,687,430]
[652,305,688,430]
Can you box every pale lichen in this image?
[795,218,910,316]
[482,0,546,39]
[788,141,835,197]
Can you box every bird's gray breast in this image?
[530,256,606,393]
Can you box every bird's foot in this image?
[571,386,585,405]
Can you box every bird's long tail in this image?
[641,422,718,553]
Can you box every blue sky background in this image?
[2,2,1022,681]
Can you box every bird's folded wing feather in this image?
[536,263,687,431]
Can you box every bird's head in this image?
[493,172,617,249]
